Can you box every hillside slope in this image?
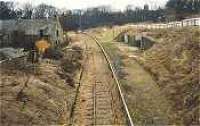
[0,42,83,125]
[140,27,200,125]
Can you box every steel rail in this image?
[92,52,97,125]
[69,41,89,125]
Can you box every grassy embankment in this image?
[139,27,200,125]
[103,26,200,125]
[97,29,173,125]
[0,35,83,125]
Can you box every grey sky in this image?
[4,0,168,10]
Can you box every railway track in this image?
[70,33,134,126]
[0,33,134,125]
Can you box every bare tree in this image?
[0,1,17,19]
[21,2,33,19]
[33,4,58,19]
[22,3,33,19]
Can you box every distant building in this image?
[0,18,64,49]
[144,4,149,11]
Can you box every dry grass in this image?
[139,27,200,125]
[98,26,200,125]
[101,41,173,125]
[0,44,83,125]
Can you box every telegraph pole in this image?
[79,10,82,31]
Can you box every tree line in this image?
[166,0,200,20]
[60,6,166,30]
[0,1,58,19]
[0,0,199,30]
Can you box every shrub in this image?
[44,48,64,60]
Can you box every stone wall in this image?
[0,19,64,49]
[120,34,155,50]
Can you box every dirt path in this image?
[71,34,126,125]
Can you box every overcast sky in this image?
[4,0,168,10]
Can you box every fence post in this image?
[181,21,184,27]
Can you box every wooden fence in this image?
[129,18,200,29]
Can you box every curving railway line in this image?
[0,32,134,126]
[70,33,134,126]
